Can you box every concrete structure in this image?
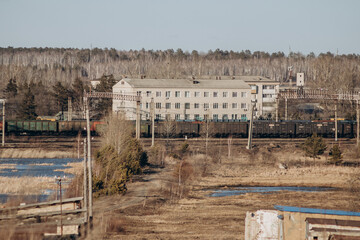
[112,78,252,121]
[245,205,360,240]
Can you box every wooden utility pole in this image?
[357,101,360,146]
[285,98,288,121]
[136,101,141,139]
[335,103,338,142]
[83,139,88,222]
[84,97,93,224]
[247,102,255,149]
[151,97,155,147]
[68,97,72,121]
[1,100,5,147]
[275,98,279,122]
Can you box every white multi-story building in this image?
[112,78,252,121]
[243,76,280,118]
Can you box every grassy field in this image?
[88,140,360,239]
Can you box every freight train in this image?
[0,119,356,138]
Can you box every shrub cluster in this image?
[93,138,148,197]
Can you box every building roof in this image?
[274,205,360,217]
[117,78,251,89]
[196,75,278,83]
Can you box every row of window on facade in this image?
[139,90,248,98]
[149,113,248,121]
[145,102,248,110]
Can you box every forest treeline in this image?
[1,47,359,119]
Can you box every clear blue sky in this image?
[1,0,359,55]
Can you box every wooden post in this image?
[1,100,5,147]
[247,102,254,149]
[151,98,155,147]
[136,101,141,139]
[276,98,279,122]
[285,98,288,121]
[357,101,359,146]
[68,97,72,121]
[85,97,93,224]
[83,139,88,222]
[335,103,338,142]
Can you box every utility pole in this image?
[83,139,88,222]
[247,100,256,149]
[68,97,72,121]
[275,98,279,122]
[285,98,288,121]
[151,97,155,147]
[84,97,93,225]
[357,100,359,146]
[55,176,64,236]
[136,100,141,139]
[1,99,5,147]
[335,103,338,142]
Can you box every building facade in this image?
[112,78,252,121]
[243,76,280,118]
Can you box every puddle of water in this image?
[0,158,82,203]
[0,158,82,177]
[209,186,335,197]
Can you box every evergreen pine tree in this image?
[18,87,37,120]
[302,133,327,163]
[328,145,343,165]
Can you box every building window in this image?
[263,85,275,89]
[137,91,142,96]
[223,92,228,97]
[222,103,228,109]
[263,94,273,98]
[241,92,247,98]
[185,91,190,97]
[156,103,161,109]
[204,92,209,97]
[194,114,200,120]
[194,103,199,109]
[204,103,209,109]
[165,91,171,98]
[165,114,171,120]
[213,114,218,120]
[156,114,161,120]
[213,92,218,97]
[175,91,181,97]
[194,91,200,97]
[156,91,161,97]
[175,103,181,109]
[185,114,190,120]
[232,92,238,97]
[213,103,218,109]
[232,103,238,109]
[146,91,152,97]
[175,114,181,120]
[204,114,209,120]
[166,103,171,109]
[185,103,190,109]
[241,114,247,120]
[222,114,228,120]
[241,103,247,109]
[146,102,149,109]
[232,114,238,120]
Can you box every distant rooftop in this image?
[116,78,251,89]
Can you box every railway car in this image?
[6,120,58,135]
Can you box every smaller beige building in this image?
[112,78,252,121]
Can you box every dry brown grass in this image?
[0,148,72,158]
[0,176,56,195]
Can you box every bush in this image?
[93,138,148,196]
[328,145,343,165]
